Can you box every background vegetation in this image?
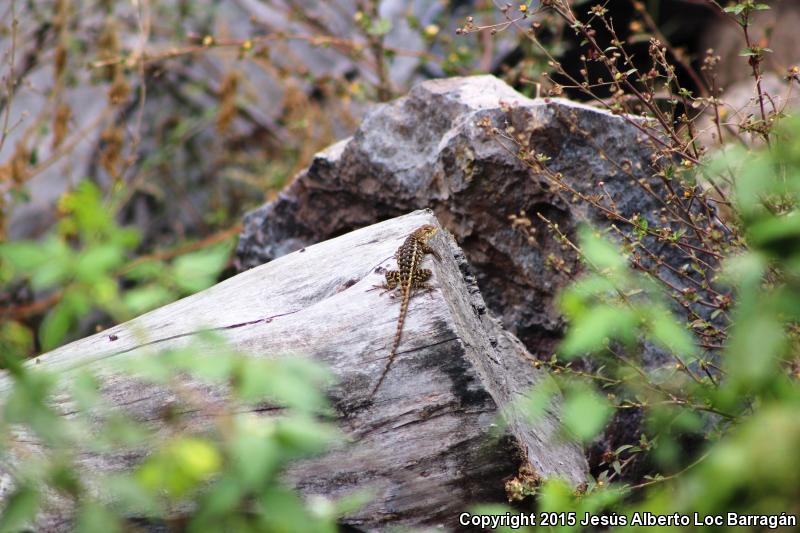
[1,0,798,530]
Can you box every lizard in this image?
[370,224,439,398]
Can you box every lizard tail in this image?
[370,284,412,398]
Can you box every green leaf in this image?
[0,486,40,533]
[648,308,694,355]
[90,277,120,309]
[136,437,222,499]
[0,241,49,272]
[747,211,800,258]
[101,474,161,516]
[75,502,122,533]
[721,251,765,289]
[513,379,559,424]
[560,275,617,313]
[728,312,785,388]
[258,486,317,533]
[4,370,66,446]
[561,386,612,442]
[559,305,636,357]
[40,301,74,351]
[122,284,173,314]
[367,18,392,37]
[230,419,280,488]
[615,444,634,454]
[274,416,340,457]
[69,371,102,412]
[61,181,114,237]
[724,4,746,15]
[173,349,235,383]
[536,478,584,512]
[732,152,771,215]
[21,239,73,290]
[74,243,125,282]
[195,475,245,519]
[578,227,626,271]
[122,259,165,281]
[671,409,704,433]
[0,321,34,364]
[171,244,230,293]
[234,357,332,412]
[325,489,373,519]
[113,227,141,249]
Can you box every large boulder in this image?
[237,75,713,358]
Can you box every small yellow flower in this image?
[353,11,364,23]
[348,81,363,96]
[423,24,440,38]
[202,35,214,47]
[519,4,528,13]
[241,39,253,52]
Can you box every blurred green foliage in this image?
[0,334,356,531]
[476,116,800,533]
[0,181,232,352]
[0,180,358,530]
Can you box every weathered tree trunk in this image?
[1,210,587,531]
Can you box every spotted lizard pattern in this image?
[370,224,439,398]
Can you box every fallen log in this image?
[0,210,587,531]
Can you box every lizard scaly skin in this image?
[370,224,439,398]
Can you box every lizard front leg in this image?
[422,243,440,261]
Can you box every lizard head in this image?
[413,224,438,242]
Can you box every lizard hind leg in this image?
[413,268,433,288]
[414,268,432,282]
[370,270,401,295]
[385,270,401,288]
[413,269,436,297]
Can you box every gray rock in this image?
[237,75,714,358]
